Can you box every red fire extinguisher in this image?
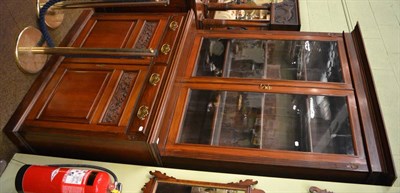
[15,164,122,193]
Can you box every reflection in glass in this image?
[179,90,354,155]
[156,183,245,193]
[195,38,344,83]
[212,0,275,21]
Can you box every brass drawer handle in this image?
[260,84,272,90]
[160,44,171,55]
[169,21,179,31]
[149,73,161,86]
[137,105,149,120]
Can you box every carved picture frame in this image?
[309,186,334,193]
[142,171,265,193]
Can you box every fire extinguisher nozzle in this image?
[110,181,122,193]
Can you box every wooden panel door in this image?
[37,69,111,123]
[4,11,192,165]
[26,63,149,133]
[66,13,171,65]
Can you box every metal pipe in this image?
[40,0,169,9]
[37,0,169,29]
[18,47,156,58]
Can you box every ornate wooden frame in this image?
[309,186,333,193]
[142,171,265,193]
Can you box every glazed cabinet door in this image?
[164,84,367,172]
[160,31,370,183]
[175,86,362,156]
[184,34,353,89]
[167,84,367,161]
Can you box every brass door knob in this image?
[149,73,161,86]
[160,44,171,55]
[169,21,179,31]
[137,105,149,120]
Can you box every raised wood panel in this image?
[26,63,150,131]
[74,14,171,49]
[67,14,171,65]
[39,69,111,123]
[82,20,135,48]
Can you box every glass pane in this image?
[213,0,271,21]
[195,38,344,82]
[179,89,354,155]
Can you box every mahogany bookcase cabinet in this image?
[5,10,189,166]
[4,9,395,187]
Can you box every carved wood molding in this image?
[142,170,265,193]
[101,71,138,124]
[134,21,158,49]
[227,179,258,186]
[309,186,334,193]
[150,170,177,180]
[273,0,297,24]
[227,179,264,193]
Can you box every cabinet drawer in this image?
[128,65,166,138]
[155,15,186,65]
